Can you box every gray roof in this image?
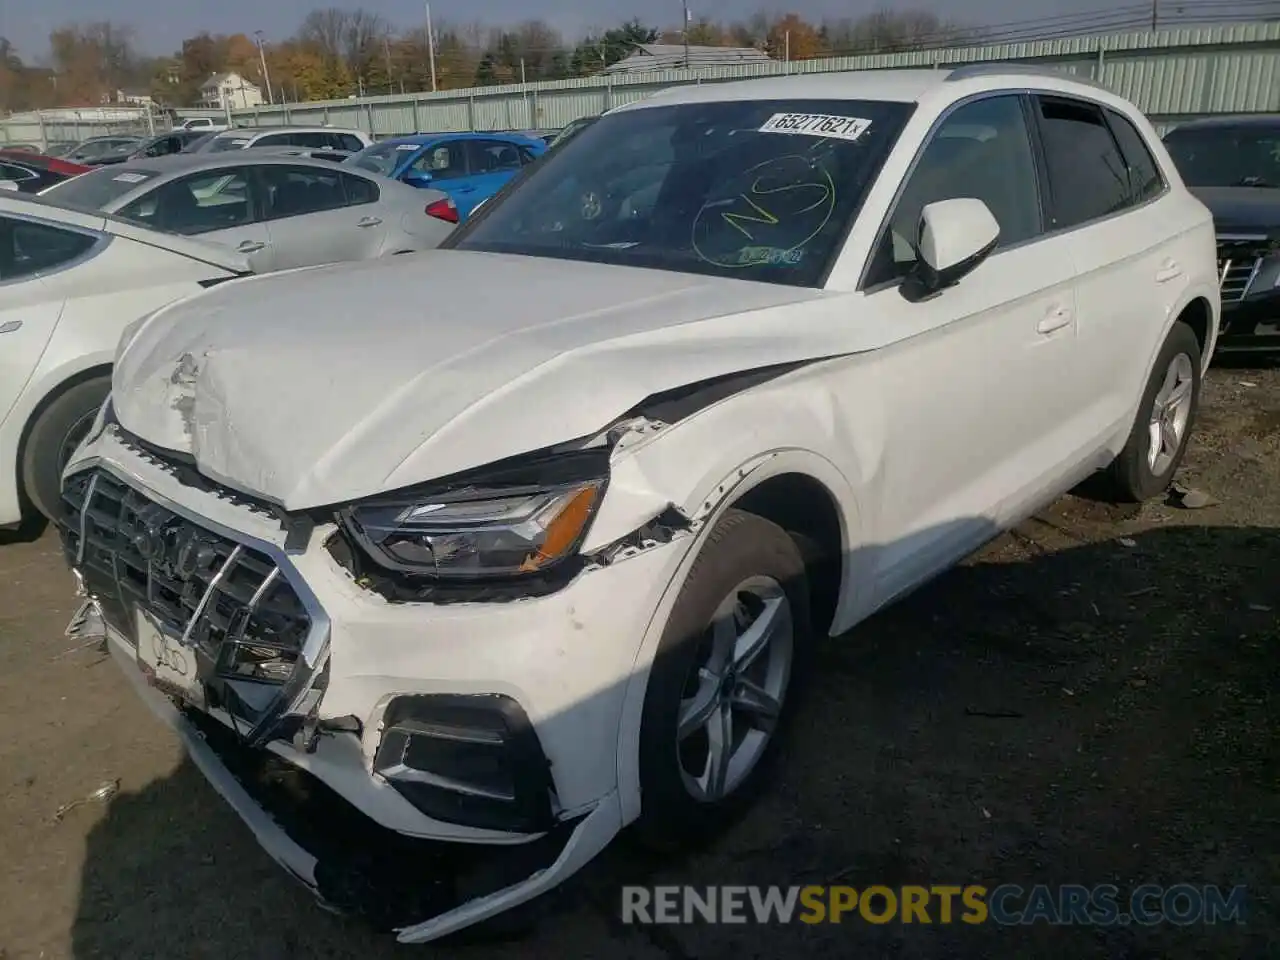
[604,43,771,74]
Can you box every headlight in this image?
[341,477,604,579]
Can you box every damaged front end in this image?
[56,399,719,942]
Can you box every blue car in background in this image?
[344,131,546,221]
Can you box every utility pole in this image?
[682,2,691,69]
[425,2,438,92]
[254,31,274,105]
[1150,0,1158,31]
[384,35,395,93]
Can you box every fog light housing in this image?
[373,694,555,833]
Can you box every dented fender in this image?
[583,364,884,631]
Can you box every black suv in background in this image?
[1163,115,1280,353]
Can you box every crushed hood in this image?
[113,250,859,509]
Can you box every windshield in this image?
[346,140,416,176]
[1163,125,1280,188]
[206,134,253,153]
[41,166,161,210]
[446,98,912,287]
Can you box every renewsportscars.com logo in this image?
[621,884,1248,926]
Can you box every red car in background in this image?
[0,150,92,193]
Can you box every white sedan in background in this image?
[0,195,253,527]
[39,154,456,273]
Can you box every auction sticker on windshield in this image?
[135,607,204,707]
[759,113,872,141]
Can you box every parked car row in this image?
[34,64,1246,949]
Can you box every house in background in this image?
[604,43,772,74]
[199,72,264,111]
[110,88,156,107]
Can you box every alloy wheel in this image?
[676,575,793,803]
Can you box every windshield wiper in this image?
[1233,176,1275,188]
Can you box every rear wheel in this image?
[1103,321,1201,502]
[21,376,110,523]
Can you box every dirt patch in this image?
[0,363,1276,960]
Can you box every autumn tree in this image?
[268,41,348,101]
[767,13,825,60]
[49,21,139,104]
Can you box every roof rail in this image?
[944,62,1111,91]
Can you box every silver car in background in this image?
[38,154,455,272]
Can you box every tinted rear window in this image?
[42,166,162,211]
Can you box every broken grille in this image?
[59,469,312,727]
[1216,236,1267,303]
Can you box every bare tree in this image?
[297,8,349,66]
[342,9,390,76]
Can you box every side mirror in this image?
[0,180,19,192]
[403,170,433,187]
[900,197,1000,302]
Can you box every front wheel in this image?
[634,509,811,851]
[20,376,110,523]
[1103,321,1202,502]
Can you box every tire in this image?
[20,376,110,523]
[1103,321,1202,502]
[634,508,811,851]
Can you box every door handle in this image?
[237,240,266,252]
[1155,259,1183,283]
[455,186,477,194]
[1036,305,1073,334]
[357,216,382,227]
[0,320,21,334]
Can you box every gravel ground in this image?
[0,360,1276,960]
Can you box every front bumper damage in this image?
[59,427,692,943]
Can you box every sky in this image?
[0,0,1148,61]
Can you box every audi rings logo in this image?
[124,506,218,579]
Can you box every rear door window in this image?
[261,165,348,219]
[1034,96,1131,229]
[336,133,366,152]
[341,172,379,206]
[467,139,523,174]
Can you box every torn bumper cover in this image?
[58,429,692,942]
